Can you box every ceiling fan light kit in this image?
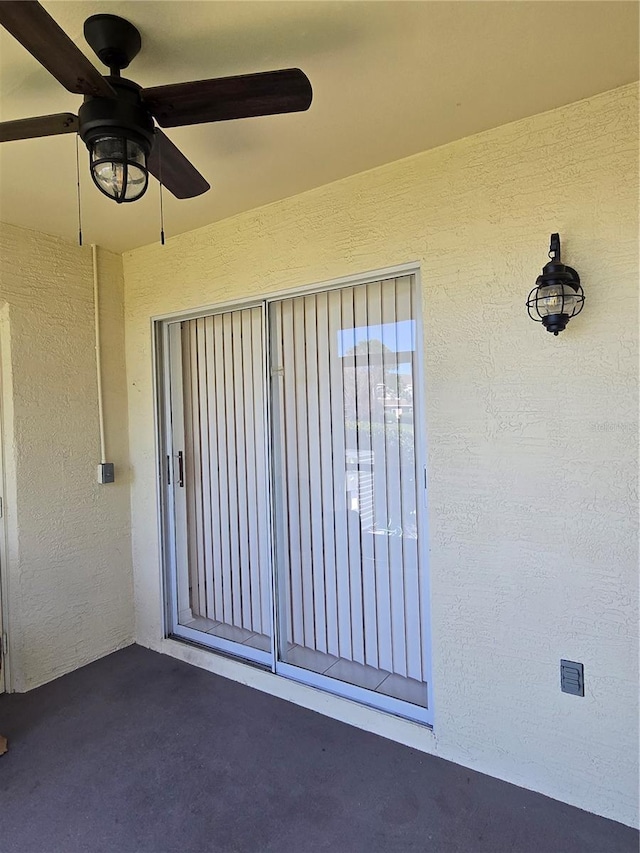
[88,134,149,203]
[79,81,154,203]
[0,2,312,208]
[79,16,152,203]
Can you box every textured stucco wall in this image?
[0,224,134,690]
[123,84,639,826]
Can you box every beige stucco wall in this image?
[0,223,134,691]
[123,82,639,826]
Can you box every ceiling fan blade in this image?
[142,68,312,128]
[0,112,78,143]
[0,1,116,98]
[147,130,210,199]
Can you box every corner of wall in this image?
[0,223,135,690]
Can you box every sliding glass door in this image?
[165,307,272,664]
[161,272,431,722]
[269,276,430,716]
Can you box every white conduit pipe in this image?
[92,243,107,465]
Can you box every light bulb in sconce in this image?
[526,234,584,335]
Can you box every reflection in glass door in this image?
[269,275,430,718]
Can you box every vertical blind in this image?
[179,308,271,635]
[270,275,427,682]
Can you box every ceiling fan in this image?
[0,1,312,204]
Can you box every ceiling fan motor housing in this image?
[78,77,155,154]
[84,14,141,73]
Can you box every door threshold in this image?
[169,632,432,727]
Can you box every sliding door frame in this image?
[155,301,272,666]
[153,262,433,724]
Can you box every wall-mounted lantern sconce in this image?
[526,233,584,335]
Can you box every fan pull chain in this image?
[159,181,166,246]
[157,135,166,246]
[75,134,83,247]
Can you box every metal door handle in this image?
[177,451,184,488]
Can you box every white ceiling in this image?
[0,1,638,254]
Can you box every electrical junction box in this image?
[97,462,115,484]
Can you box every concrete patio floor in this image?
[0,645,636,853]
